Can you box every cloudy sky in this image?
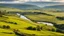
[0,0,64,2]
[0,0,64,3]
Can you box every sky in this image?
[0,0,64,4]
[0,0,64,2]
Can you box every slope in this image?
[0,13,64,36]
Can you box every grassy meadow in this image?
[0,7,64,36]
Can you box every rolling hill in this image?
[0,3,64,36]
[25,2,64,7]
[0,13,64,36]
[43,5,64,10]
[0,4,40,10]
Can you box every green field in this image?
[1,7,64,24]
[0,7,64,36]
[0,15,64,36]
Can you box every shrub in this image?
[51,28,56,32]
[56,29,64,33]
[27,26,36,31]
[36,25,41,31]
[32,27,36,30]
[3,25,6,29]
[2,25,10,29]
[27,26,43,31]
[14,22,17,25]
[56,17,64,20]
[27,26,33,30]
[8,22,17,25]
[6,25,10,29]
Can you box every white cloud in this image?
[0,1,25,4]
[0,0,64,4]
[0,0,28,4]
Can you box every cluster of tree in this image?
[0,20,17,25]
[1,20,17,25]
[54,24,64,33]
[27,25,42,31]
[2,25,10,29]
[56,28,64,33]
[55,10,64,12]
[27,25,56,32]
[56,17,64,20]
[8,22,17,25]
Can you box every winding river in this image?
[17,13,53,26]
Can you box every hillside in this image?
[0,5,64,36]
[0,10,64,36]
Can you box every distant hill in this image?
[43,5,64,10]
[0,2,64,10]
[0,4,40,10]
[25,2,63,7]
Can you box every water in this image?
[37,22,53,26]
[17,13,30,20]
[17,13,53,26]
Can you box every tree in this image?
[3,25,6,29]
[27,26,33,30]
[2,25,10,29]
[32,27,36,30]
[6,25,10,29]
[36,25,41,31]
